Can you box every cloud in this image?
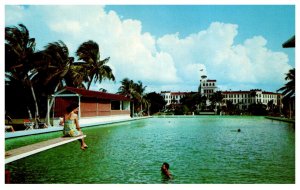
[5,5,25,24]
[5,5,292,93]
[49,20,82,35]
[157,22,292,91]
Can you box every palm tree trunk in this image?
[148,103,151,116]
[289,101,292,119]
[132,101,135,117]
[27,75,39,128]
[45,83,61,125]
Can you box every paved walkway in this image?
[5,116,150,139]
[265,116,295,124]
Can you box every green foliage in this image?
[118,78,149,116]
[180,92,202,112]
[144,92,166,115]
[209,91,224,108]
[277,68,295,100]
[76,40,115,89]
[5,24,115,118]
[5,24,39,118]
[277,68,295,119]
[248,103,268,116]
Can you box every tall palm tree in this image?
[278,68,295,118]
[210,91,224,112]
[32,41,74,94]
[278,68,295,99]
[32,41,74,124]
[249,90,257,104]
[134,81,148,113]
[65,62,88,88]
[76,40,115,89]
[118,78,139,117]
[5,24,40,124]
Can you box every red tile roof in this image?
[222,91,250,94]
[64,87,130,101]
[171,92,190,96]
[222,90,279,95]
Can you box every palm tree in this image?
[118,78,140,117]
[33,41,73,90]
[76,40,115,89]
[249,90,257,104]
[278,68,295,118]
[5,24,40,125]
[210,91,224,113]
[134,81,148,114]
[64,62,88,88]
[278,68,295,99]
[32,41,74,124]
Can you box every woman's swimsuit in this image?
[63,119,81,137]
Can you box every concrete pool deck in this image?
[265,116,295,124]
[5,135,86,164]
[5,116,151,139]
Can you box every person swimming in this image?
[237,128,241,132]
[161,162,172,179]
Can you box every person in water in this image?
[161,162,172,179]
[237,128,241,132]
[63,102,88,150]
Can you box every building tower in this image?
[198,74,207,96]
[198,72,217,99]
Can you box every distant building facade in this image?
[222,89,282,110]
[160,91,192,105]
[161,88,282,110]
[160,72,282,110]
[161,78,218,106]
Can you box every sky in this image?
[4,3,295,94]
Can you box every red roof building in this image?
[47,87,131,126]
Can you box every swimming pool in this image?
[5,116,295,184]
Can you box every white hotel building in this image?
[161,78,282,109]
[222,90,282,110]
[160,91,191,105]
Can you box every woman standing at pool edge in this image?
[64,102,88,150]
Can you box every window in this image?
[111,101,120,110]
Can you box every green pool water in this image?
[5,116,295,184]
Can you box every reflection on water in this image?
[6,116,295,184]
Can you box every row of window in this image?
[224,94,277,99]
[162,93,277,100]
[162,95,184,100]
[166,100,180,104]
[202,83,215,87]
[225,98,278,104]
[203,89,214,94]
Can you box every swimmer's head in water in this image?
[161,162,169,170]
